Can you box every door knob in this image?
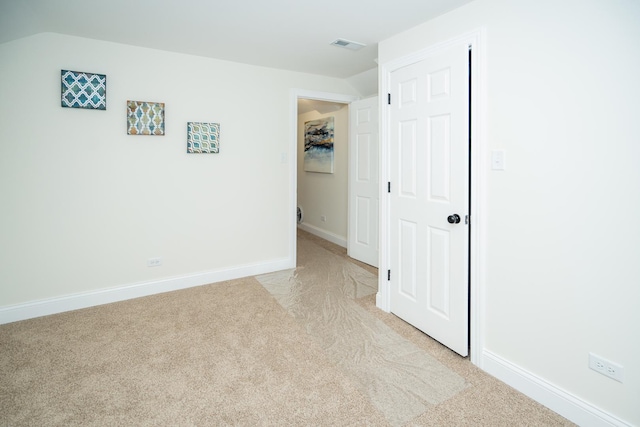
[447,214,461,224]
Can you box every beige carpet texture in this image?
[0,231,574,426]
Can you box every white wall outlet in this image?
[320,215,326,222]
[589,352,624,383]
[147,257,162,267]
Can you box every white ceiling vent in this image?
[330,39,366,51]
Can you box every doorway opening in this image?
[288,90,358,269]
[296,99,349,248]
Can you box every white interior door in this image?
[348,96,379,267]
[388,42,469,356]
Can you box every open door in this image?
[347,96,379,267]
[387,42,470,356]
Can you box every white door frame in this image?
[378,29,486,366]
[288,89,359,268]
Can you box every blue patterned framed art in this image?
[61,70,106,110]
[127,101,165,135]
[187,122,220,153]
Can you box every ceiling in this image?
[298,99,345,116]
[0,0,473,79]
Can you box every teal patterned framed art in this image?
[187,122,220,153]
[61,70,106,110]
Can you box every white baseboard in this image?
[0,258,293,325]
[481,350,632,427]
[298,223,347,248]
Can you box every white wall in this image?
[346,67,378,98]
[379,0,639,425]
[297,105,349,245]
[0,33,359,316]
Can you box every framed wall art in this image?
[127,101,165,135]
[187,122,220,153]
[304,116,334,173]
[61,70,106,110]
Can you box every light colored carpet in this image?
[0,230,575,426]
[257,235,468,426]
[298,230,575,426]
[0,278,387,426]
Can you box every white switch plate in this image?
[491,150,506,171]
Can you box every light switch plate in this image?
[491,150,506,170]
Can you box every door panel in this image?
[399,219,418,299]
[348,96,379,267]
[356,196,371,246]
[428,114,451,201]
[427,226,450,317]
[389,42,469,356]
[399,120,418,197]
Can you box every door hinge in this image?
[465,214,470,225]
[387,93,391,105]
[387,270,391,281]
[387,182,391,193]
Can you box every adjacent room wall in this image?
[379,0,639,424]
[346,68,378,98]
[0,33,359,316]
[297,104,349,246]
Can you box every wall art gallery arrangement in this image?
[60,69,220,152]
[304,116,334,173]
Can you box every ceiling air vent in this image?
[330,39,366,51]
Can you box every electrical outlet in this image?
[589,353,624,383]
[147,257,162,267]
[321,215,326,222]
